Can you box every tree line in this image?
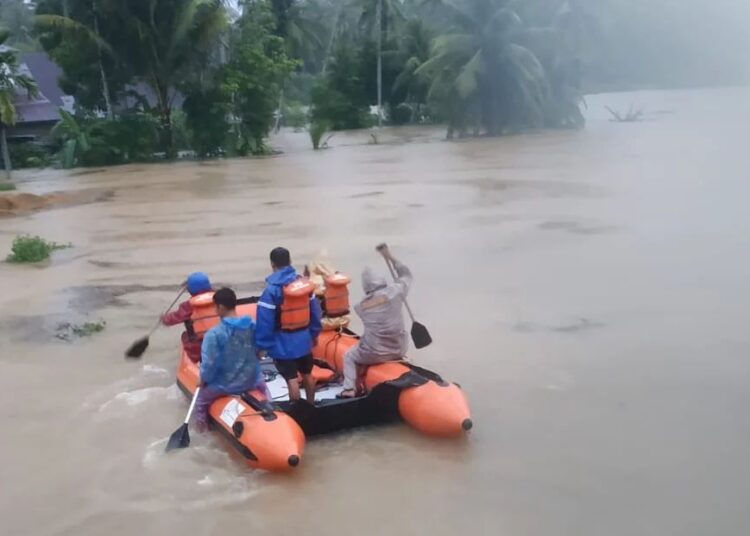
[3,0,744,169]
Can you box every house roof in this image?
[14,52,73,125]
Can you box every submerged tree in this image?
[416,0,550,137]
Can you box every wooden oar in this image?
[377,244,433,349]
[165,386,201,452]
[124,287,186,359]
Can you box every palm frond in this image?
[0,91,16,125]
[454,49,482,98]
[34,14,115,56]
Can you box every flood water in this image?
[1,87,749,535]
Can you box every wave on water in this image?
[81,364,173,413]
[97,384,181,414]
[134,438,261,512]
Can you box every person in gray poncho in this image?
[337,245,413,398]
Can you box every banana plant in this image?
[50,109,90,169]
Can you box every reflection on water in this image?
[1,87,750,535]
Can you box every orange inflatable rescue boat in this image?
[174,296,472,472]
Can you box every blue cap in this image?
[186,272,212,295]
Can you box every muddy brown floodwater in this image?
[1,87,750,536]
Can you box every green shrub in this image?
[8,142,53,169]
[389,103,412,125]
[283,101,308,130]
[55,320,106,340]
[310,46,372,130]
[51,110,160,168]
[170,109,192,152]
[309,121,329,150]
[6,235,71,263]
[72,321,106,337]
[183,89,230,157]
[0,182,16,191]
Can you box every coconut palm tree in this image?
[391,18,432,118]
[269,0,328,72]
[36,2,119,119]
[103,0,227,156]
[416,0,551,137]
[38,0,228,155]
[0,30,38,180]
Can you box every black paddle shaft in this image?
[378,245,432,349]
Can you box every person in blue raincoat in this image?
[255,247,322,404]
[195,287,263,432]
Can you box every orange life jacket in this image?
[323,273,351,317]
[187,291,218,339]
[280,278,315,331]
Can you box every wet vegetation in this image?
[0,181,16,191]
[55,320,106,341]
[605,105,644,123]
[309,121,330,150]
[6,235,71,263]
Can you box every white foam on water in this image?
[132,437,261,513]
[82,363,172,412]
[142,364,169,376]
[142,438,167,470]
[98,385,177,413]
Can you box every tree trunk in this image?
[1,125,11,181]
[376,0,383,128]
[160,107,174,158]
[93,11,114,119]
[151,72,175,158]
[273,89,284,133]
[322,5,343,74]
[62,0,69,17]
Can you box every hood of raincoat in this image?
[221,315,253,330]
[200,315,259,394]
[266,265,298,287]
[362,266,387,294]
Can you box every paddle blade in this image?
[165,423,190,452]
[125,336,149,359]
[411,321,432,349]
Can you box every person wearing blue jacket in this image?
[256,247,322,404]
[195,287,263,432]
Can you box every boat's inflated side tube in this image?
[312,332,473,437]
[175,350,305,472]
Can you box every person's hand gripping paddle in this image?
[376,243,432,349]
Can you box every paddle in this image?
[376,244,433,349]
[124,287,186,359]
[166,386,201,452]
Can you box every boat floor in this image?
[262,361,347,404]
